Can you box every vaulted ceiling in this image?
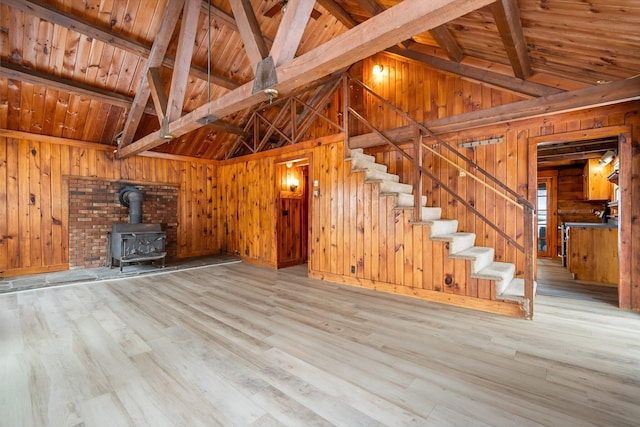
[1,0,639,160]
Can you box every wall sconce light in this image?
[286,161,293,168]
[599,150,616,166]
[372,64,384,76]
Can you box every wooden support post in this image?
[524,206,535,319]
[291,99,297,143]
[343,75,350,154]
[413,127,424,222]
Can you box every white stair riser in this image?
[474,262,516,295]
[352,156,388,173]
[379,180,414,194]
[451,247,495,274]
[446,233,476,254]
[363,169,400,183]
[420,207,442,221]
[396,193,427,207]
[428,220,459,237]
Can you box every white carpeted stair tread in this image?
[431,232,476,254]
[396,193,427,207]
[348,149,380,165]
[360,169,400,182]
[498,278,537,303]
[426,219,459,237]
[475,262,515,294]
[379,180,414,194]
[351,156,388,173]
[450,246,494,273]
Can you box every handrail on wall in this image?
[342,74,536,319]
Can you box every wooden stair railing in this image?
[342,74,537,319]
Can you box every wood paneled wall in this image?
[215,56,640,313]
[0,134,219,277]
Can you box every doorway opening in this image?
[530,126,632,308]
[276,158,310,268]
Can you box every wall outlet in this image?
[351,265,356,274]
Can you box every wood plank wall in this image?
[215,137,333,267]
[214,56,639,313]
[0,135,219,277]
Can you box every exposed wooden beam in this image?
[2,0,239,91]
[357,0,385,15]
[270,0,316,67]
[0,58,248,139]
[349,76,640,149]
[0,61,154,114]
[428,25,464,62]
[117,0,496,158]
[229,0,270,72]
[0,129,221,163]
[118,0,185,149]
[167,0,201,122]
[491,0,531,79]
[200,0,238,31]
[147,68,169,124]
[355,0,413,49]
[316,0,358,28]
[385,45,563,97]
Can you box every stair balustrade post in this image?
[343,75,350,153]
[524,205,535,319]
[414,128,423,222]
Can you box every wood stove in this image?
[110,223,167,272]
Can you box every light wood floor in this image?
[1,262,639,426]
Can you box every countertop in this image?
[563,222,618,229]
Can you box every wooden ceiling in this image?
[1,0,639,160]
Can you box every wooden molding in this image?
[0,129,115,151]
[308,270,526,318]
[529,126,631,146]
[0,264,69,279]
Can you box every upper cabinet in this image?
[583,159,612,200]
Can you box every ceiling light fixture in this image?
[599,150,616,166]
[264,88,279,104]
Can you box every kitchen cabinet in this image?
[566,223,618,285]
[583,159,612,200]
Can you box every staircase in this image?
[348,148,535,315]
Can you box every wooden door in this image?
[277,163,309,268]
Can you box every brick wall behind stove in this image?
[68,179,178,268]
